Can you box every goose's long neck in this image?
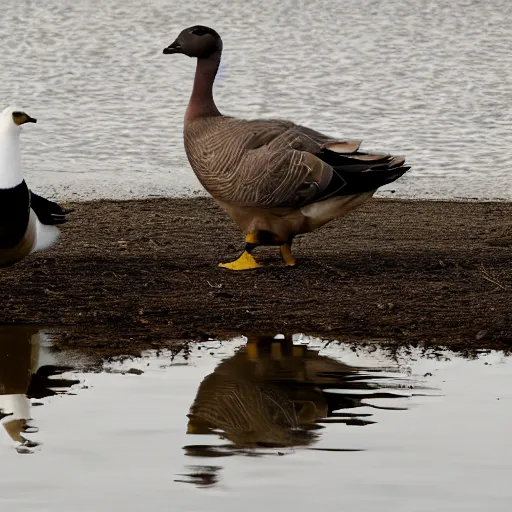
[0,132,23,189]
[185,51,222,123]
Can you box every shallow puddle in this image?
[0,328,511,511]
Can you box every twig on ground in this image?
[478,264,508,290]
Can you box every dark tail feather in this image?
[329,165,410,197]
[319,149,396,167]
[317,165,410,200]
[314,148,410,200]
[30,192,72,225]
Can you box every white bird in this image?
[0,106,69,267]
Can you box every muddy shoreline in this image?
[1,197,510,357]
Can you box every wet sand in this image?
[1,197,511,357]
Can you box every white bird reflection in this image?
[0,326,78,454]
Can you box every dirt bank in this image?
[1,197,510,357]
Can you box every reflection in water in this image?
[0,326,79,454]
[175,465,222,488]
[184,334,415,462]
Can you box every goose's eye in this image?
[191,27,209,36]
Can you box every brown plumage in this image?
[186,335,359,450]
[184,335,409,454]
[163,26,411,270]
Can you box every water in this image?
[1,327,511,511]
[1,0,511,201]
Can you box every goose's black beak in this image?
[27,116,37,123]
[163,40,182,54]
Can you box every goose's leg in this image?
[246,340,259,360]
[280,236,296,267]
[218,233,260,270]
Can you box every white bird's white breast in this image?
[0,131,23,189]
[31,209,60,253]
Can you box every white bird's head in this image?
[0,106,37,188]
[0,106,37,135]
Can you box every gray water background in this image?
[1,0,511,200]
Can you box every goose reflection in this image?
[0,326,78,453]
[184,334,411,458]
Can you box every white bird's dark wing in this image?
[30,192,71,225]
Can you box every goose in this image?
[163,26,410,270]
[0,106,68,267]
[187,335,346,448]
[186,334,386,451]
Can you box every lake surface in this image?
[1,0,511,201]
[0,328,511,511]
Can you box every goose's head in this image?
[0,106,37,134]
[163,25,222,59]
